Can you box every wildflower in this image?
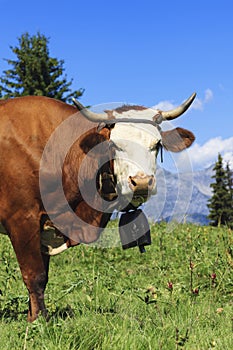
[216,308,223,313]
[192,288,199,295]
[211,273,217,287]
[167,281,173,291]
[189,260,195,270]
[211,273,216,280]
[146,286,157,300]
[146,286,155,294]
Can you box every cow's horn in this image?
[72,98,110,122]
[160,92,196,121]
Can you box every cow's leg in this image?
[8,219,49,322]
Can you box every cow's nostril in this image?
[148,178,153,187]
[130,177,137,187]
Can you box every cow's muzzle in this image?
[128,174,155,194]
[128,173,156,205]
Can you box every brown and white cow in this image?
[0,93,195,321]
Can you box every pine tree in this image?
[225,162,233,227]
[208,154,233,227]
[0,32,84,102]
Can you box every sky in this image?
[0,0,232,171]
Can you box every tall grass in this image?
[0,223,232,349]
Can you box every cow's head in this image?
[73,93,196,209]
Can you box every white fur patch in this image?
[47,243,68,256]
[41,224,67,256]
[110,109,161,196]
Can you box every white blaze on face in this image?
[110,108,161,196]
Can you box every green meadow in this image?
[0,222,232,349]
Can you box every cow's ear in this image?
[161,127,195,152]
[80,126,112,154]
[98,124,114,138]
[80,132,107,154]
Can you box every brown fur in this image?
[111,104,147,114]
[0,96,111,321]
[161,128,195,152]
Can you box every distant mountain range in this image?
[143,165,214,225]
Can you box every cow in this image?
[0,92,196,321]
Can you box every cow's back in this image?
[0,96,77,154]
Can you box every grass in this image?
[0,222,232,349]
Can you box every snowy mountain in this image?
[143,165,214,225]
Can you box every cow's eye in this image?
[151,142,163,160]
[150,145,155,152]
[150,142,161,153]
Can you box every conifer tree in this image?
[225,162,233,227]
[0,32,84,102]
[208,154,233,227]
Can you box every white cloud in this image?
[152,100,175,111]
[177,136,233,171]
[204,88,213,103]
[152,89,213,112]
[189,89,213,111]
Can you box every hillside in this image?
[144,165,214,225]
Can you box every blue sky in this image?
[0,0,232,171]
